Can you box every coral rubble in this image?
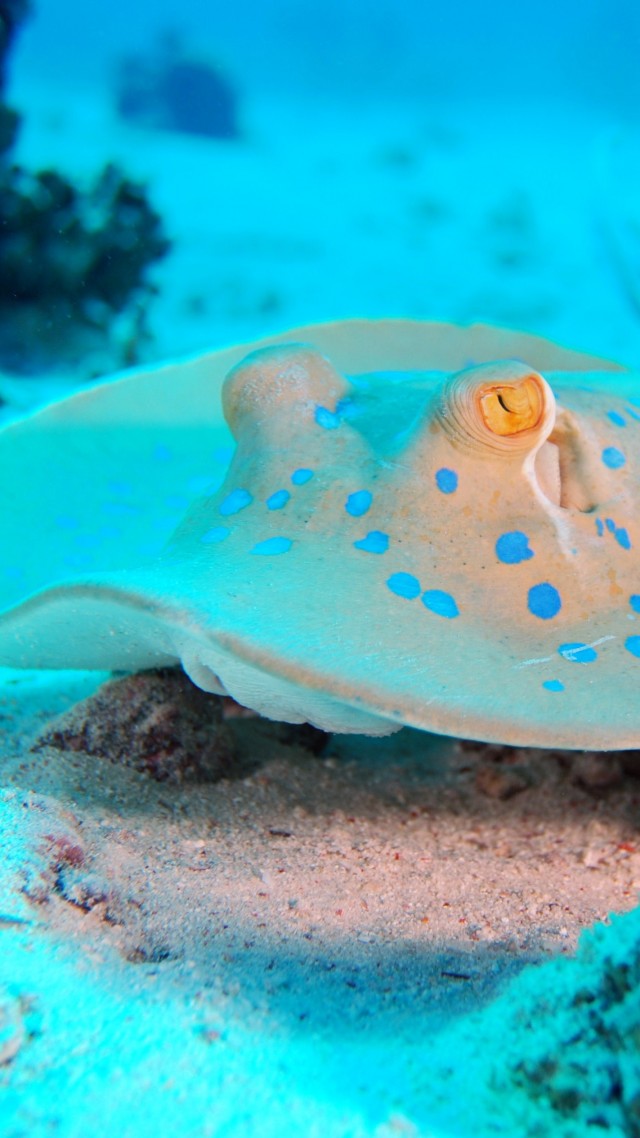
[33,668,236,784]
[488,907,640,1135]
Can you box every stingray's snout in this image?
[436,360,556,457]
[222,343,350,439]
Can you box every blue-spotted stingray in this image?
[1,319,639,748]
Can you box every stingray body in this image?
[1,319,639,748]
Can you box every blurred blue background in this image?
[14,0,640,112]
[3,0,640,377]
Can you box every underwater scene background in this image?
[1,2,640,1137]
[4,0,640,385]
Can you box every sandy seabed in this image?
[1,74,640,1137]
[2,666,640,1137]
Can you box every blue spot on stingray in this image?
[153,444,172,462]
[354,531,389,554]
[387,572,421,600]
[528,583,562,619]
[315,405,341,430]
[219,488,253,516]
[496,531,534,564]
[108,480,133,496]
[267,490,290,510]
[626,406,640,422]
[345,490,372,517]
[607,410,626,427]
[55,514,79,530]
[251,536,292,555]
[605,518,632,549]
[422,590,459,618]
[201,526,230,544]
[558,642,598,664]
[435,467,458,494]
[595,517,604,536]
[626,636,640,658]
[602,446,626,469]
[542,680,565,692]
[291,468,314,485]
[630,595,640,613]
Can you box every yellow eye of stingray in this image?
[478,377,543,436]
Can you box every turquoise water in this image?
[15,0,640,111]
[7,0,640,368]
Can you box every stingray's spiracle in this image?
[222,344,350,438]
[434,360,556,458]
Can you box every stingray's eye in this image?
[478,377,544,437]
[437,360,555,456]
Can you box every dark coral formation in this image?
[0,162,169,372]
[0,0,29,155]
[500,909,640,1135]
[33,668,236,784]
[0,1,170,374]
[116,31,239,141]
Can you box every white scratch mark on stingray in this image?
[514,634,616,670]
[576,635,616,651]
